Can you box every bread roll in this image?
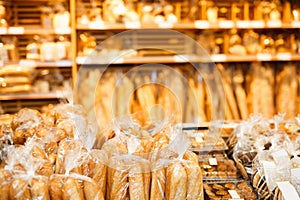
[150,167,165,200]
[166,162,187,200]
[30,178,50,200]
[62,177,85,200]
[9,178,31,200]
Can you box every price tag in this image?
[251,20,265,28]
[54,27,71,34]
[194,20,210,29]
[19,59,36,67]
[256,53,272,61]
[209,158,218,166]
[277,182,300,200]
[276,53,292,61]
[8,27,24,34]
[236,20,251,28]
[0,27,7,34]
[211,54,227,62]
[125,21,141,29]
[173,55,189,62]
[218,20,234,28]
[292,21,300,28]
[56,60,72,67]
[228,190,243,200]
[267,20,282,27]
[158,22,173,29]
[195,136,203,143]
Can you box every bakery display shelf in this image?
[3,60,72,68]
[76,20,300,31]
[76,53,300,65]
[0,92,68,101]
[0,26,71,36]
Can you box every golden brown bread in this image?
[150,167,166,200]
[92,162,107,197]
[110,168,128,200]
[143,171,151,200]
[55,139,71,174]
[184,162,203,200]
[49,176,65,200]
[30,178,50,200]
[84,179,104,200]
[9,178,31,200]
[129,164,145,200]
[62,177,85,200]
[166,162,187,200]
[183,151,198,163]
[0,169,11,200]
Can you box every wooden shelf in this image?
[3,60,72,68]
[76,20,300,31]
[0,91,68,101]
[0,26,71,35]
[76,53,300,65]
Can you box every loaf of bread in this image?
[166,162,187,200]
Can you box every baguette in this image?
[49,176,65,200]
[92,161,107,196]
[0,169,11,200]
[9,178,31,200]
[30,178,50,200]
[185,162,203,200]
[110,168,128,200]
[84,180,104,200]
[166,162,187,200]
[150,167,165,200]
[55,139,71,174]
[183,151,198,164]
[129,164,145,200]
[143,171,151,200]
[62,177,85,200]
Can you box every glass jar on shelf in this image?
[40,6,53,29]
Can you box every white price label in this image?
[125,21,141,29]
[256,53,272,61]
[209,158,218,166]
[267,20,282,27]
[8,27,24,34]
[276,53,292,61]
[19,59,36,67]
[173,55,189,62]
[195,136,203,143]
[292,21,300,28]
[54,27,71,34]
[228,190,243,200]
[236,20,251,28]
[194,20,210,29]
[0,27,7,34]
[211,54,227,62]
[158,22,173,29]
[277,182,300,200]
[251,20,265,28]
[218,20,234,28]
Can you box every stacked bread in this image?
[0,65,33,93]
[0,104,204,200]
